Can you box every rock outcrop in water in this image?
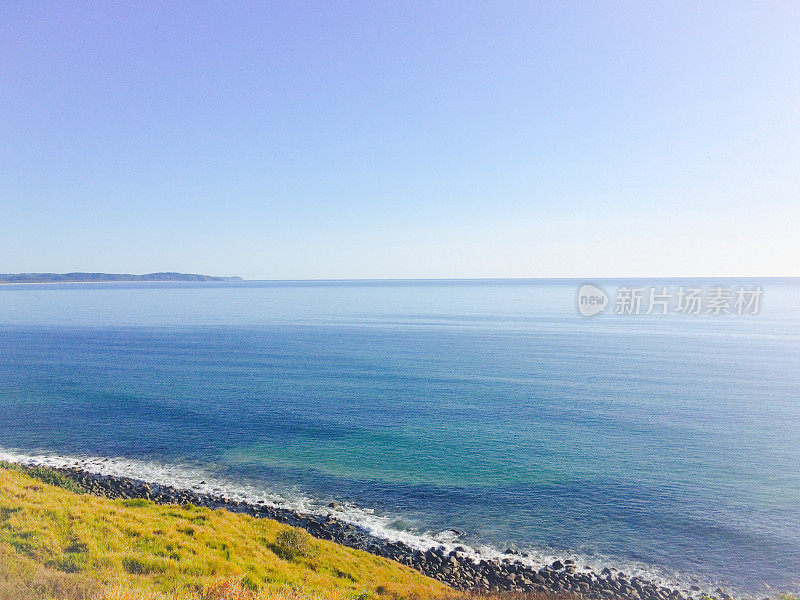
[44,466,720,600]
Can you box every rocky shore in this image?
[48,466,720,600]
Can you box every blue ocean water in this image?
[0,279,798,595]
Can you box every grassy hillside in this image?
[0,463,449,600]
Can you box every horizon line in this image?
[4,274,799,283]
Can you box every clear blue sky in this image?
[2,1,798,278]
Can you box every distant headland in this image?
[0,272,243,284]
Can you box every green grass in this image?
[0,463,450,600]
[0,461,84,494]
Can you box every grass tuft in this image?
[122,556,169,575]
[272,529,313,561]
[122,499,152,508]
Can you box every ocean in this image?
[0,279,798,596]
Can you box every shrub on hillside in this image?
[273,528,312,561]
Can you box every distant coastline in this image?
[0,272,243,284]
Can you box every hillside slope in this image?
[0,464,448,600]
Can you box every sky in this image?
[1,1,799,279]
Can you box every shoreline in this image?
[0,458,727,600]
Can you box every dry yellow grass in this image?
[96,580,586,600]
[0,544,98,599]
[0,465,449,600]
[98,578,357,599]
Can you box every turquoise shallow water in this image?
[0,279,798,595]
